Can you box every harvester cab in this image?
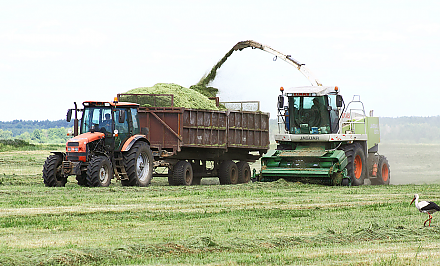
[259,86,390,186]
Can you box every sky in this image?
[1,0,439,121]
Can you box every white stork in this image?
[410,194,440,227]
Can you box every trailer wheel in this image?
[42,154,67,187]
[344,143,366,186]
[372,155,390,185]
[237,161,251,184]
[122,142,153,187]
[86,156,112,187]
[172,161,193,186]
[219,160,238,185]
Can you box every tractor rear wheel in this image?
[344,143,366,186]
[42,154,67,187]
[371,155,390,185]
[86,156,112,187]
[219,160,238,185]
[171,160,193,186]
[237,161,251,184]
[122,142,153,187]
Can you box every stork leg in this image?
[424,212,433,227]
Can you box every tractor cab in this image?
[67,100,140,152]
[279,86,342,135]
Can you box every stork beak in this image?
[410,198,415,205]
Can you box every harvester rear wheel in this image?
[86,156,112,187]
[219,160,238,185]
[372,155,390,185]
[172,160,193,186]
[122,142,153,187]
[237,161,251,184]
[344,143,366,186]
[42,154,67,187]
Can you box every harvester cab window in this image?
[328,95,339,133]
[289,96,331,134]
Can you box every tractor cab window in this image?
[130,108,140,135]
[114,108,129,150]
[81,107,113,133]
[288,96,331,134]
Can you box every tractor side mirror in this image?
[66,109,72,122]
[118,110,126,123]
[277,95,284,109]
[336,95,343,108]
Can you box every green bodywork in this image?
[260,145,348,185]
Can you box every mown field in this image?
[1,143,440,265]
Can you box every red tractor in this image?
[42,99,153,187]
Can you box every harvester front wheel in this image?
[86,156,112,187]
[42,154,67,187]
[372,155,390,185]
[344,143,366,186]
[172,161,193,186]
[122,142,153,187]
[219,160,238,185]
[237,161,251,184]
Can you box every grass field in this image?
[1,143,440,265]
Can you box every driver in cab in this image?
[99,113,112,133]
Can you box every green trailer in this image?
[258,86,390,186]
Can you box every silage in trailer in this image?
[125,83,220,110]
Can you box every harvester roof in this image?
[284,86,339,96]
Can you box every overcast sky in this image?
[1,0,439,121]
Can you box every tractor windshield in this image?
[81,107,113,134]
[288,95,336,134]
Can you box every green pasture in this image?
[1,143,440,265]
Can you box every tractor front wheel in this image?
[86,156,112,187]
[42,154,67,187]
[122,142,153,187]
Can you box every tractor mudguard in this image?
[121,135,150,152]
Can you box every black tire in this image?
[122,142,153,187]
[343,143,366,186]
[86,156,112,187]
[167,167,176,186]
[76,172,89,186]
[192,177,202,185]
[42,154,67,187]
[341,178,350,186]
[371,155,390,185]
[172,161,193,186]
[219,160,238,185]
[237,161,251,184]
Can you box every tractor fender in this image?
[121,135,150,152]
[51,151,66,160]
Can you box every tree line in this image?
[1,116,440,144]
[0,119,73,144]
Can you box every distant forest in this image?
[0,116,439,144]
